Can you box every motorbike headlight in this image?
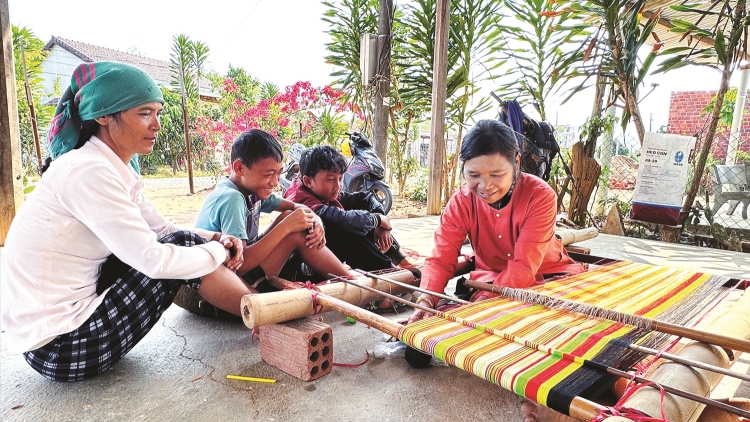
[367,159,385,178]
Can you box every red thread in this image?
[332,352,370,368]
[284,281,326,315]
[592,381,668,422]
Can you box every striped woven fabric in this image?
[398,261,729,415]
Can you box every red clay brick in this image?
[259,317,333,381]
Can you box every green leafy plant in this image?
[13,26,52,175]
[557,0,663,144]
[497,0,587,121]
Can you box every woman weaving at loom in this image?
[408,119,584,323]
[0,62,260,381]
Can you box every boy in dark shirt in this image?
[284,145,409,272]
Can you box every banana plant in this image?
[496,0,588,121]
[557,0,663,144]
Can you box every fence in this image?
[590,130,750,234]
[21,133,221,192]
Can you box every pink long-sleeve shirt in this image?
[421,172,584,295]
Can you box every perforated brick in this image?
[259,317,332,381]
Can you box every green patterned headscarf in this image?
[47,61,164,171]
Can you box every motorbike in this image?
[279,143,306,194]
[341,132,393,214]
[278,133,393,214]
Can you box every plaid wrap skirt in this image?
[23,230,208,381]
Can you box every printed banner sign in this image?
[630,132,696,225]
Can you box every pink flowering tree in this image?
[194,79,362,176]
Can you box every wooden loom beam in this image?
[241,257,473,328]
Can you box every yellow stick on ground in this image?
[226,374,277,383]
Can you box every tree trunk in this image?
[659,66,732,243]
[373,0,393,167]
[569,142,602,226]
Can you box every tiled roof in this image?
[44,36,172,83]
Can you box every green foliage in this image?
[306,108,349,147]
[702,87,742,130]
[558,0,661,138]
[170,34,198,99]
[496,0,587,120]
[407,168,429,202]
[322,0,378,115]
[13,26,52,175]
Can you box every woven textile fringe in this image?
[398,261,730,415]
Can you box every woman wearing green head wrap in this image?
[1,62,254,381]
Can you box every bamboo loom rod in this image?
[465,280,750,355]
[363,271,750,383]
[352,269,470,305]
[308,285,606,422]
[333,276,750,420]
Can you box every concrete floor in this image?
[1,216,749,421]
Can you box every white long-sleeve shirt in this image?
[1,137,226,353]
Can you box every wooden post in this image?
[178,63,194,194]
[0,0,23,246]
[18,37,42,169]
[427,0,449,215]
[372,0,392,167]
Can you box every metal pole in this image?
[727,66,749,165]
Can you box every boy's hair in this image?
[231,129,283,168]
[299,145,348,178]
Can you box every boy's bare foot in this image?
[376,298,393,309]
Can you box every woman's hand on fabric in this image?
[218,234,244,271]
[306,214,326,249]
[373,227,393,252]
[406,293,437,324]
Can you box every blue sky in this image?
[9,0,739,135]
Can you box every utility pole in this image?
[427,0,449,215]
[372,0,392,167]
[1,0,23,245]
